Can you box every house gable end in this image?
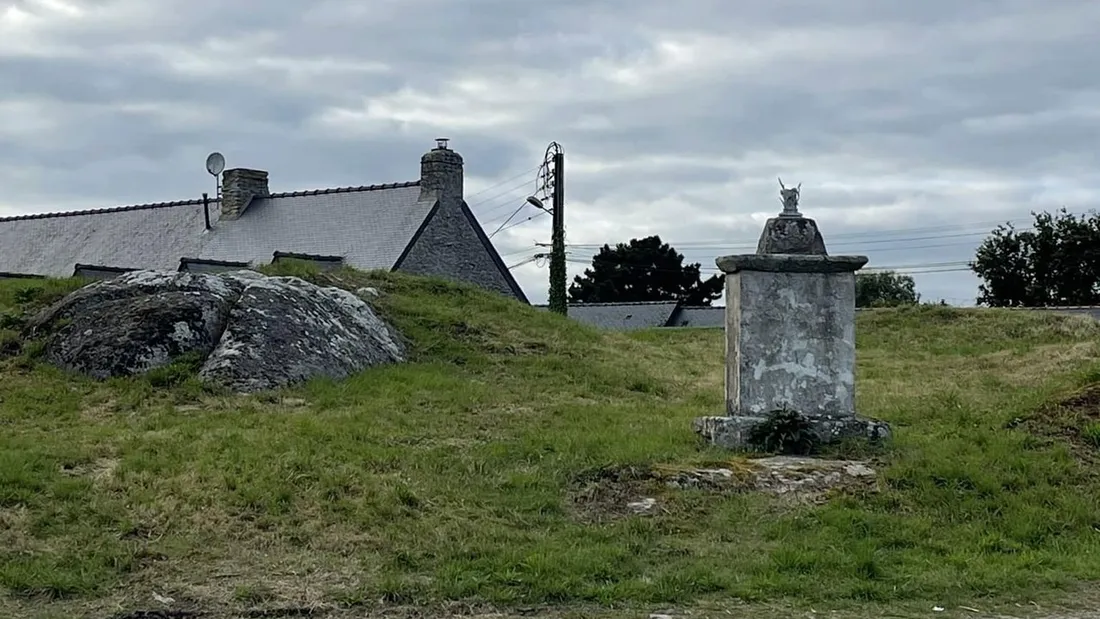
[458,199,529,303]
[391,200,441,271]
[392,199,529,303]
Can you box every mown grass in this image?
[2,266,1100,617]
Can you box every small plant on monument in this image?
[746,407,819,455]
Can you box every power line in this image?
[488,203,528,239]
[863,260,971,270]
[468,179,538,220]
[496,209,550,235]
[562,229,1000,251]
[559,255,977,276]
[559,236,1001,258]
[465,165,540,201]
[554,211,1080,250]
[499,247,538,259]
[507,254,544,270]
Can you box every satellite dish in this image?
[205,152,225,176]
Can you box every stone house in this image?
[0,140,528,303]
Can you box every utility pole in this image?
[548,148,567,315]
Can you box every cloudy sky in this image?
[2,0,1098,305]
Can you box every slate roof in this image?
[198,183,430,268]
[0,182,429,278]
[0,198,213,276]
[537,301,682,330]
[667,305,725,328]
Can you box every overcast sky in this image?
[2,0,1098,305]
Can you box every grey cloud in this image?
[1,0,1097,306]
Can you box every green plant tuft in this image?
[746,407,819,455]
[1081,422,1100,448]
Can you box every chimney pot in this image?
[420,140,463,203]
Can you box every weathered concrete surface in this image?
[725,267,860,418]
[26,269,406,392]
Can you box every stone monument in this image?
[693,179,890,450]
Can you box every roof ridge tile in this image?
[266,180,420,199]
[0,180,422,223]
[0,197,215,223]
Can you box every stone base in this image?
[693,413,891,451]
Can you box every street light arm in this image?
[526,196,551,213]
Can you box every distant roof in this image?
[537,300,682,330]
[0,182,428,277]
[668,305,724,328]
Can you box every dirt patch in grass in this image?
[59,457,119,482]
[1011,382,1100,464]
[568,457,880,523]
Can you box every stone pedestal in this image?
[693,190,890,451]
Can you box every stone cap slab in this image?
[715,254,869,274]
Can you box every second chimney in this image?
[221,168,269,220]
[419,138,464,204]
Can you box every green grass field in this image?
[2,266,1100,619]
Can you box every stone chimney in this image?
[220,168,270,220]
[419,138,464,203]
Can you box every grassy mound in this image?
[2,266,1100,618]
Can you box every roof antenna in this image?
[206,152,225,197]
[204,152,225,230]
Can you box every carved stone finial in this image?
[757,178,825,255]
[778,177,801,217]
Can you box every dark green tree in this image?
[971,208,1100,307]
[856,271,920,308]
[568,235,724,305]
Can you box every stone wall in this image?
[396,202,524,300]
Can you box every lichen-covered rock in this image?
[25,271,244,380]
[24,269,406,391]
[199,271,405,392]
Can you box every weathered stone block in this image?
[693,413,891,450]
[723,265,859,418]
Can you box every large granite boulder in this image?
[24,270,406,392]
